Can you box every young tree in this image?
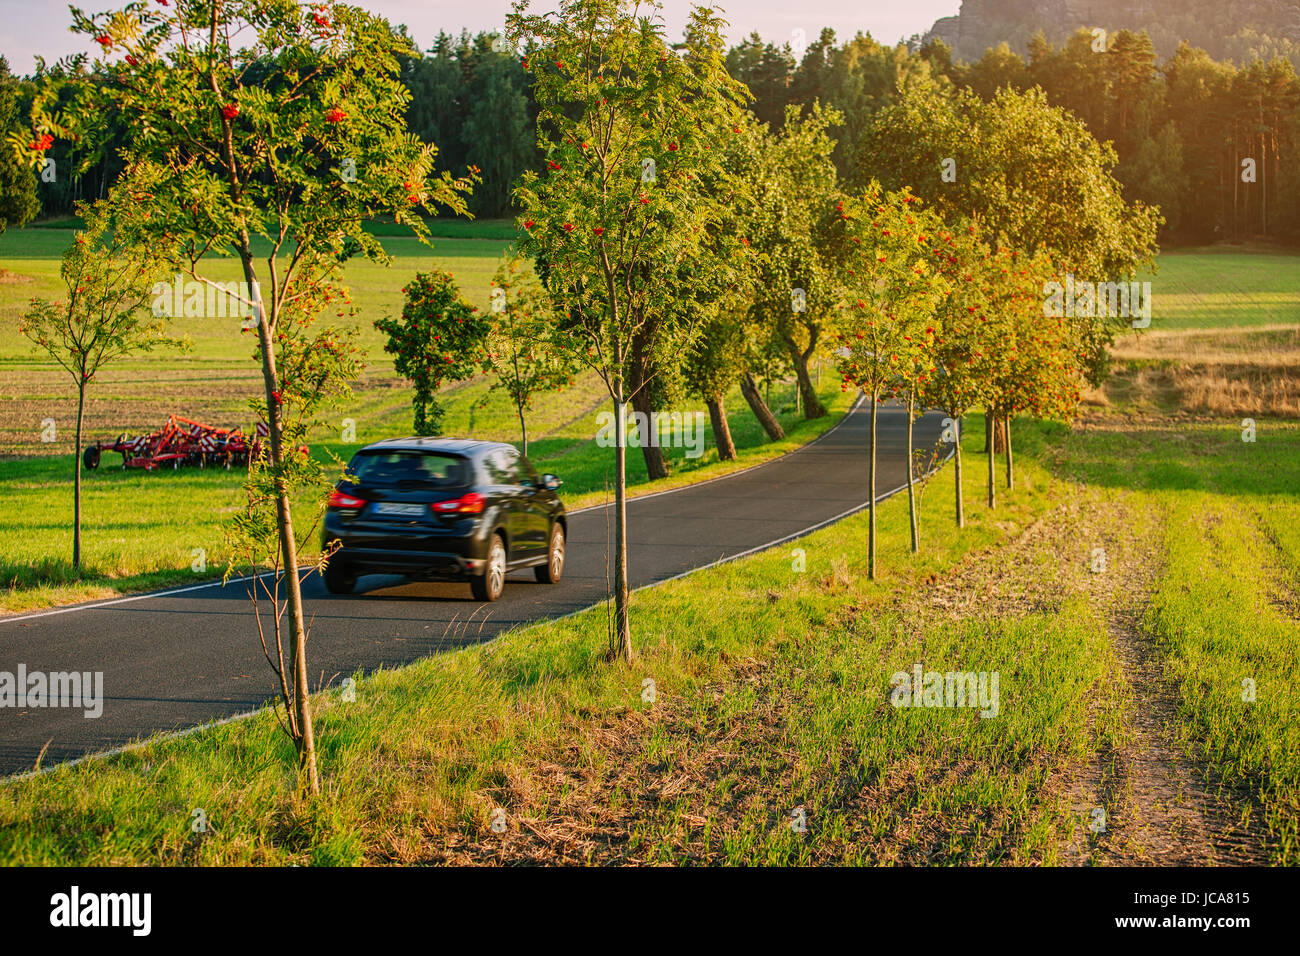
[508,0,748,663]
[376,271,491,436]
[832,183,948,578]
[483,253,577,456]
[995,251,1083,490]
[19,196,183,570]
[44,0,475,793]
[892,310,941,555]
[974,246,1030,508]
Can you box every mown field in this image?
[0,223,513,457]
[2,414,1295,866]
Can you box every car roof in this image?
[355,437,515,457]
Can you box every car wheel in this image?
[472,534,507,602]
[535,523,564,584]
[324,559,356,595]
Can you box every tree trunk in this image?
[741,371,785,441]
[250,270,319,796]
[629,388,669,479]
[73,381,85,571]
[906,395,918,553]
[981,416,1007,453]
[707,395,736,461]
[785,333,827,420]
[869,390,878,579]
[1004,414,1013,490]
[986,412,997,510]
[628,325,669,480]
[517,402,528,458]
[611,399,632,664]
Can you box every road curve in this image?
[0,399,948,775]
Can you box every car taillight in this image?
[432,492,485,515]
[328,490,366,509]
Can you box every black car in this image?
[321,438,566,602]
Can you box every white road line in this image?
[0,572,270,626]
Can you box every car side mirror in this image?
[542,474,562,490]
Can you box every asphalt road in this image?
[0,399,948,775]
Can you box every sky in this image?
[0,0,963,74]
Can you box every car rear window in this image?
[348,450,469,487]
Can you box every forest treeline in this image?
[2,23,1298,244]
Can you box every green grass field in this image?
[1135,244,1300,331]
[0,228,512,365]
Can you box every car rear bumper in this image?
[324,511,489,580]
[331,546,484,579]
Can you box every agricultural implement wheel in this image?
[83,446,101,470]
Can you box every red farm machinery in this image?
[82,415,264,472]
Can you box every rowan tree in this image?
[377,271,491,436]
[508,0,747,663]
[916,221,993,527]
[858,81,1161,386]
[41,0,476,793]
[994,251,1083,490]
[973,246,1028,507]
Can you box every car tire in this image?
[324,560,356,595]
[471,533,507,602]
[534,523,564,584]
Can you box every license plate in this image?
[373,502,426,518]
